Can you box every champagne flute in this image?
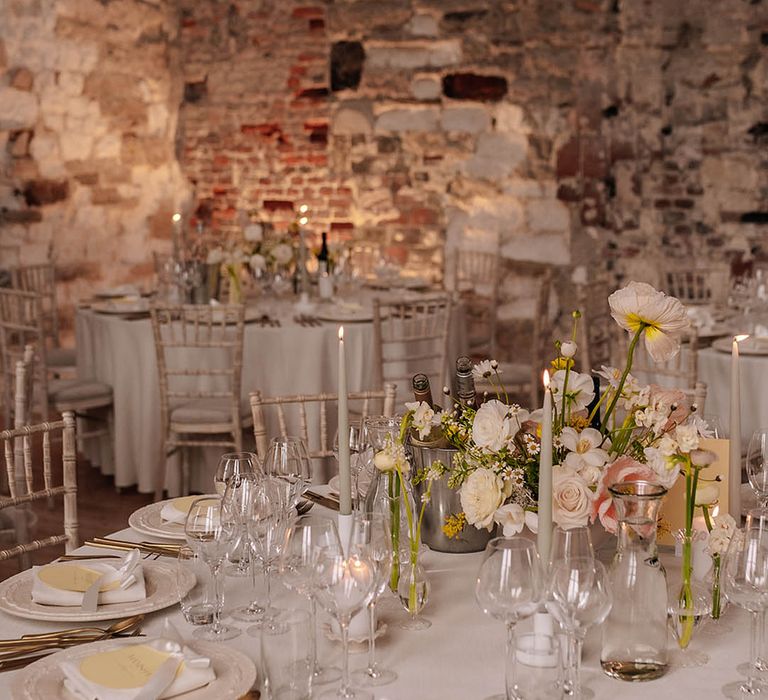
[747,430,768,507]
[722,508,768,699]
[280,515,343,685]
[349,511,397,687]
[314,548,377,700]
[214,451,260,496]
[184,496,241,640]
[549,557,612,698]
[333,424,366,508]
[222,471,262,577]
[264,436,312,509]
[475,537,543,700]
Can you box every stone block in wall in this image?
[464,132,527,180]
[10,67,34,91]
[366,40,462,70]
[60,130,94,162]
[375,107,439,132]
[332,102,373,135]
[0,87,38,129]
[441,106,490,133]
[406,14,439,37]
[22,179,69,206]
[0,39,6,70]
[502,232,570,266]
[527,199,570,233]
[411,76,441,100]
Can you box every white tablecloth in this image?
[76,294,465,494]
[0,509,756,699]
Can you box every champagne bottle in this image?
[412,373,434,407]
[317,231,329,270]
[455,356,477,409]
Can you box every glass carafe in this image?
[601,480,669,681]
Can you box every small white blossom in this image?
[472,360,497,382]
[560,340,577,358]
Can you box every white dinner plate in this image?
[712,336,768,356]
[129,496,218,541]
[315,304,373,323]
[9,639,257,700]
[92,286,142,299]
[0,559,192,622]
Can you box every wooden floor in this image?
[0,455,154,581]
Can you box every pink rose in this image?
[591,456,657,534]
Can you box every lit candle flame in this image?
[172,213,181,223]
[338,326,344,342]
[299,216,309,226]
[735,334,749,342]
[542,369,550,388]
[299,204,309,214]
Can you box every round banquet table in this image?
[75,292,466,494]
[0,500,757,700]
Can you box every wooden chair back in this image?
[662,265,730,307]
[250,384,397,461]
[0,411,78,561]
[10,262,61,349]
[372,293,452,399]
[576,278,615,372]
[451,247,500,359]
[150,304,247,497]
[0,289,49,426]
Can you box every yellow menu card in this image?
[79,645,179,690]
[37,564,118,593]
[658,438,729,546]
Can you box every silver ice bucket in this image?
[409,442,493,553]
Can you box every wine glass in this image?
[264,436,312,509]
[333,424,367,508]
[549,525,594,567]
[279,515,343,685]
[222,471,262,577]
[313,548,377,700]
[722,508,768,699]
[548,557,612,698]
[184,496,241,640]
[245,476,291,635]
[475,537,543,700]
[214,451,260,496]
[747,430,768,507]
[177,544,214,628]
[349,511,397,687]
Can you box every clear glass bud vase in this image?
[601,480,669,682]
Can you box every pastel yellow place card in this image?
[171,496,201,515]
[659,437,729,546]
[79,645,179,689]
[37,564,118,593]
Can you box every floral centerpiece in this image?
[400,281,719,650]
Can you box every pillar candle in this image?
[338,326,352,515]
[729,335,748,520]
[538,370,553,561]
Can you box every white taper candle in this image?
[538,370,553,561]
[338,326,352,515]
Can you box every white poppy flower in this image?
[608,281,690,363]
[249,253,266,271]
[561,427,610,472]
[694,482,720,506]
[550,370,595,413]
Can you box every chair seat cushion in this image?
[170,398,251,426]
[48,347,77,368]
[49,378,112,406]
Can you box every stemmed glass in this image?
[264,436,312,509]
[747,430,768,507]
[722,508,768,699]
[333,425,368,508]
[279,515,343,685]
[349,511,397,687]
[548,557,612,698]
[549,525,594,564]
[245,476,292,634]
[313,548,377,700]
[214,451,260,496]
[475,537,543,700]
[184,496,241,640]
[222,471,262,577]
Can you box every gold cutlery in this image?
[85,538,181,558]
[17,614,144,643]
[304,490,340,511]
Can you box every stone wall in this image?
[0,0,188,327]
[1,0,767,338]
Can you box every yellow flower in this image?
[442,512,467,539]
[551,357,574,371]
[608,281,690,362]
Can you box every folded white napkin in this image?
[32,553,146,607]
[61,637,215,700]
[686,305,715,332]
[159,496,199,525]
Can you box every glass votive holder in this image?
[508,632,561,700]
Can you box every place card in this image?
[78,644,178,690]
[37,564,119,593]
[659,437,729,546]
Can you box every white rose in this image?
[551,466,594,529]
[244,223,263,242]
[675,423,699,453]
[460,468,504,530]
[272,243,293,265]
[472,400,515,453]
[249,253,266,271]
[405,401,438,440]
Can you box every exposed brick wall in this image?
[1,0,767,338]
